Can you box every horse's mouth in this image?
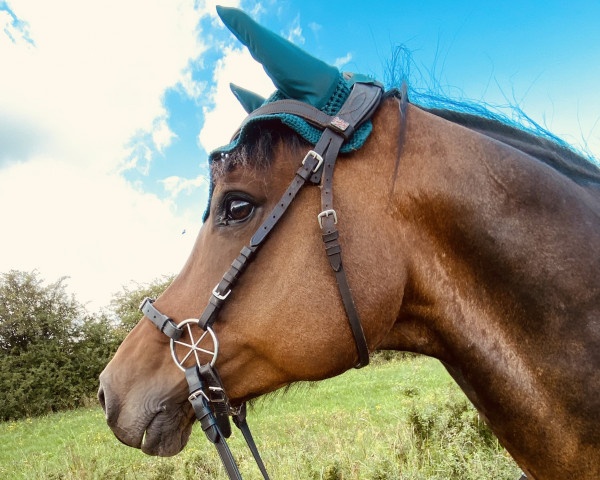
[111,405,195,457]
[142,410,195,456]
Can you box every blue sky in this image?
[1,0,599,310]
[126,0,600,213]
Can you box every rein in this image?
[139,81,383,480]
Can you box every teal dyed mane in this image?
[384,46,600,186]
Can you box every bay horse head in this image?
[99,7,600,479]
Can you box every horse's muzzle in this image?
[97,377,143,449]
[97,383,119,429]
[98,374,195,456]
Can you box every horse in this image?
[98,7,600,479]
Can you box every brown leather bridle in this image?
[139,81,383,480]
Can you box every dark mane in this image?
[424,107,600,187]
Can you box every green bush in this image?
[0,270,173,421]
[109,275,174,332]
[0,271,120,420]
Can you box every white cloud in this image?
[308,21,321,36]
[285,14,304,44]
[152,116,177,154]
[161,174,208,199]
[179,70,207,101]
[199,0,241,18]
[249,2,265,17]
[0,158,196,310]
[198,45,274,153]
[0,0,212,310]
[0,0,206,173]
[334,52,353,69]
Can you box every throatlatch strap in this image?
[314,82,381,368]
[318,132,370,368]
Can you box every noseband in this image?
[139,81,383,480]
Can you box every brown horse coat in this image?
[100,96,600,479]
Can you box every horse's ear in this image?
[216,6,339,109]
[230,83,266,114]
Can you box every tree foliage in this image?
[0,271,77,354]
[0,270,174,420]
[0,271,120,420]
[109,275,174,332]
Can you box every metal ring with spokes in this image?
[170,319,219,371]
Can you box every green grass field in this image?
[0,356,521,479]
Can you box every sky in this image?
[1,0,599,312]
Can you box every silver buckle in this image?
[302,150,323,172]
[208,386,227,403]
[188,389,209,403]
[317,209,338,229]
[212,285,231,301]
[139,297,152,311]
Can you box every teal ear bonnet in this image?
[204,7,381,220]
[213,73,375,156]
[212,6,380,155]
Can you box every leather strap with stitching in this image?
[318,131,370,368]
[320,83,383,367]
[140,298,182,340]
[237,100,334,134]
[185,366,243,480]
[198,152,321,330]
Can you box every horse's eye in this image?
[226,198,254,222]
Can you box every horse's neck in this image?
[396,105,599,344]
[388,105,600,479]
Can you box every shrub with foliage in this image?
[0,271,120,420]
[0,270,175,420]
[109,275,174,332]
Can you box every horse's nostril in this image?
[97,381,122,427]
[98,385,107,412]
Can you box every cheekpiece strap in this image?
[139,297,183,341]
[198,245,256,330]
[250,152,320,246]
